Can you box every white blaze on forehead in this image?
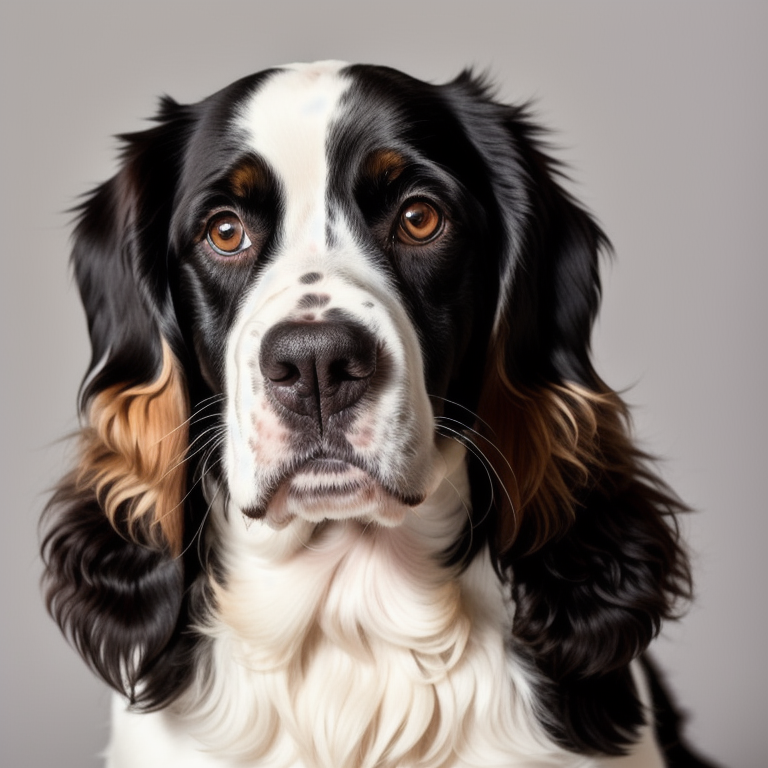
[235,62,350,248]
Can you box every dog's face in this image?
[44,61,692,757]
[169,62,502,528]
[61,59,612,560]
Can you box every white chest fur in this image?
[105,459,662,768]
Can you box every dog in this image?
[42,61,703,767]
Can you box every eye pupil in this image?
[405,207,426,227]
[398,201,441,243]
[217,222,237,240]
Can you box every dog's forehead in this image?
[235,63,349,188]
[230,63,450,189]
[229,62,353,245]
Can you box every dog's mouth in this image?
[243,453,424,528]
[286,458,373,500]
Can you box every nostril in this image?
[263,360,300,386]
[330,361,357,381]
[328,350,376,382]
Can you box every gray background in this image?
[1,1,765,766]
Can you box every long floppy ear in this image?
[467,92,692,754]
[41,99,198,707]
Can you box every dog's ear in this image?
[475,119,612,550]
[42,99,197,706]
[453,78,692,754]
[69,99,193,554]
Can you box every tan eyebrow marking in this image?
[365,149,407,182]
[229,158,268,197]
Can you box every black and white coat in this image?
[43,62,697,768]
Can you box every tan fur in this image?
[476,325,633,552]
[229,158,269,198]
[76,342,189,554]
[364,148,407,183]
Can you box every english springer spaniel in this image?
[42,61,705,768]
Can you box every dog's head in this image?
[42,62,690,754]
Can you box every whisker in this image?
[170,436,230,563]
[193,392,227,409]
[155,436,225,524]
[158,424,225,483]
[194,435,227,486]
[152,394,225,446]
[175,493,214,562]
[436,426,497,522]
[429,394,495,435]
[436,415,520,494]
[185,424,226,462]
[436,423,517,532]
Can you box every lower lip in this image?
[301,458,354,475]
[288,460,368,497]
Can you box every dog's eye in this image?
[397,200,443,244]
[206,212,252,256]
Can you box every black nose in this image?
[259,320,377,426]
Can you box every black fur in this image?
[642,659,722,768]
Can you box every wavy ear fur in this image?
[454,77,693,754]
[41,100,200,707]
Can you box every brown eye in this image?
[206,212,251,255]
[397,200,442,244]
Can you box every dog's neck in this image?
[176,447,562,767]
[209,441,479,667]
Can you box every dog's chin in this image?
[255,460,419,529]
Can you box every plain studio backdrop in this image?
[1,2,765,766]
